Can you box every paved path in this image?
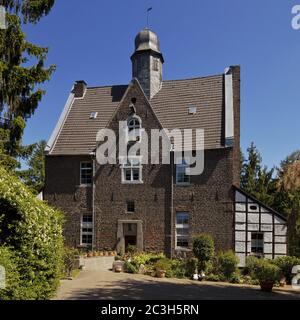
[54,270,300,300]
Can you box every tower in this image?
[131,28,164,99]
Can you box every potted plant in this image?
[154,259,170,278]
[254,259,280,292]
[87,251,93,258]
[99,251,104,257]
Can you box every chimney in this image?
[72,80,87,98]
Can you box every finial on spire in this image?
[147,7,152,28]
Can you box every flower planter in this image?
[104,251,109,256]
[87,252,93,258]
[115,265,122,273]
[99,252,103,257]
[260,281,274,292]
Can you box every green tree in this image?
[19,140,46,193]
[241,142,276,206]
[0,0,55,170]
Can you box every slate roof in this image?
[49,74,225,155]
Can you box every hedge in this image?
[0,166,64,299]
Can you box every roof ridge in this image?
[87,84,128,90]
[161,73,223,83]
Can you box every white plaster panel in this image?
[260,207,270,213]
[248,213,259,223]
[235,212,246,223]
[235,223,246,231]
[275,244,287,255]
[235,203,246,212]
[264,243,273,254]
[235,231,246,241]
[264,232,273,242]
[275,236,286,243]
[261,214,273,224]
[235,191,246,202]
[275,225,287,236]
[261,224,273,231]
[274,216,286,224]
[235,242,246,252]
[248,224,259,231]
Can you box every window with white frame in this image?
[176,212,189,248]
[121,157,142,183]
[127,116,141,141]
[251,232,264,256]
[81,214,93,246]
[176,159,190,185]
[80,162,92,185]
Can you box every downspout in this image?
[90,152,96,252]
[170,150,174,259]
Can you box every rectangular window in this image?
[80,162,92,185]
[176,212,189,248]
[127,201,135,213]
[251,232,264,256]
[176,160,190,185]
[122,157,142,183]
[81,214,93,246]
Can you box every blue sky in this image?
[22,0,300,169]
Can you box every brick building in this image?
[44,28,287,265]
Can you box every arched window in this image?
[127,117,141,132]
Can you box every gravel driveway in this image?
[54,270,300,300]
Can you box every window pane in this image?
[176,228,189,236]
[125,168,132,181]
[127,201,135,213]
[251,232,264,254]
[132,168,140,181]
[176,212,189,225]
[177,237,189,247]
[81,162,92,184]
[82,215,93,223]
[82,234,92,245]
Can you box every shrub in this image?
[124,261,138,274]
[132,252,165,267]
[0,167,64,299]
[273,256,300,284]
[216,250,239,281]
[185,258,199,277]
[0,246,22,300]
[63,247,79,277]
[154,258,172,272]
[166,259,186,279]
[193,234,215,272]
[245,255,260,278]
[251,259,281,283]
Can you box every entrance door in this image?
[123,223,137,251]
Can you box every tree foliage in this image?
[0,166,64,299]
[19,139,46,193]
[0,0,55,170]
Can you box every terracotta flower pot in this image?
[104,251,109,256]
[99,252,103,256]
[93,251,97,257]
[260,281,274,292]
[87,252,93,258]
[115,266,122,273]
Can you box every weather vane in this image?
[147,7,152,28]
